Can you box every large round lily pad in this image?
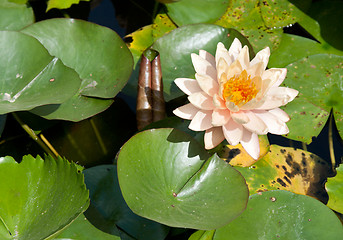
[117,128,248,230]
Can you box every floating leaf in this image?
[0,31,81,114]
[326,164,343,214]
[84,165,170,239]
[151,24,251,101]
[165,0,229,26]
[189,230,215,240]
[214,190,343,239]
[283,54,343,142]
[46,0,91,11]
[234,145,331,202]
[117,128,248,230]
[0,0,34,31]
[0,155,89,239]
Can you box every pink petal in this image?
[252,110,289,135]
[216,57,229,82]
[247,61,264,78]
[242,111,268,135]
[204,127,225,149]
[226,59,243,80]
[228,38,242,62]
[231,111,249,124]
[212,108,231,126]
[262,68,287,88]
[195,73,219,97]
[173,103,199,120]
[191,53,217,81]
[215,42,232,68]
[256,87,298,110]
[226,101,240,112]
[188,92,215,110]
[250,47,270,70]
[175,78,202,95]
[199,50,216,68]
[241,129,260,160]
[268,108,290,122]
[213,94,227,109]
[236,45,250,70]
[189,110,213,131]
[222,118,243,145]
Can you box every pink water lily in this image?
[173,38,298,159]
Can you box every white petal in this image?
[252,110,289,135]
[199,50,216,68]
[212,108,231,126]
[217,57,229,83]
[242,111,268,135]
[226,101,240,112]
[247,61,264,78]
[226,59,243,80]
[189,110,213,131]
[236,45,250,70]
[216,42,232,68]
[256,87,299,110]
[204,127,225,149]
[195,73,219,97]
[213,94,227,109]
[241,129,260,160]
[173,103,199,120]
[222,118,243,145]
[228,38,242,62]
[262,68,287,88]
[231,111,249,124]
[191,53,217,81]
[250,47,270,70]
[268,108,290,122]
[175,78,202,95]
[188,92,215,110]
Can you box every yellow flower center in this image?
[222,70,258,106]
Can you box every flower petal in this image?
[204,127,225,149]
[212,108,231,126]
[242,111,268,135]
[213,94,227,109]
[175,78,202,95]
[228,38,242,62]
[226,59,243,80]
[247,61,265,79]
[195,73,219,97]
[191,53,217,81]
[256,87,299,110]
[236,45,250,70]
[222,118,243,145]
[226,101,240,112]
[262,68,287,88]
[252,110,289,135]
[241,129,260,160]
[216,42,232,68]
[173,103,199,120]
[188,92,215,110]
[250,47,270,70]
[268,108,290,122]
[231,111,249,124]
[189,110,213,131]
[199,50,216,68]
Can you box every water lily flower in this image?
[173,38,298,159]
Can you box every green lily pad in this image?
[84,165,170,239]
[214,190,343,239]
[151,24,251,101]
[0,155,89,240]
[0,31,81,114]
[326,164,343,214]
[283,54,343,143]
[0,0,34,31]
[47,0,91,11]
[117,128,249,230]
[165,0,229,26]
[189,230,215,240]
[55,214,120,240]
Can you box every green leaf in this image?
[0,155,89,240]
[0,1,34,31]
[283,54,343,142]
[0,31,81,114]
[21,18,133,121]
[55,214,120,240]
[189,230,215,240]
[84,165,170,239]
[117,128,248,230]
[165,0,229,26]
[326,164,343,214]
[214,190,343,239]
[151,24,251,101]
[46,0,91,11]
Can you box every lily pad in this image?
[47,0,91,11]
[0,31,81,114]
[151,24,251,101]
[326,164,343,214]
[165,0,229,26]
[0,155,89,240]
[214,190,343,239]
[0,0,34,31]
[117,128,248,230]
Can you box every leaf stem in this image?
[89,118,108,155]
[328,112,336,171]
